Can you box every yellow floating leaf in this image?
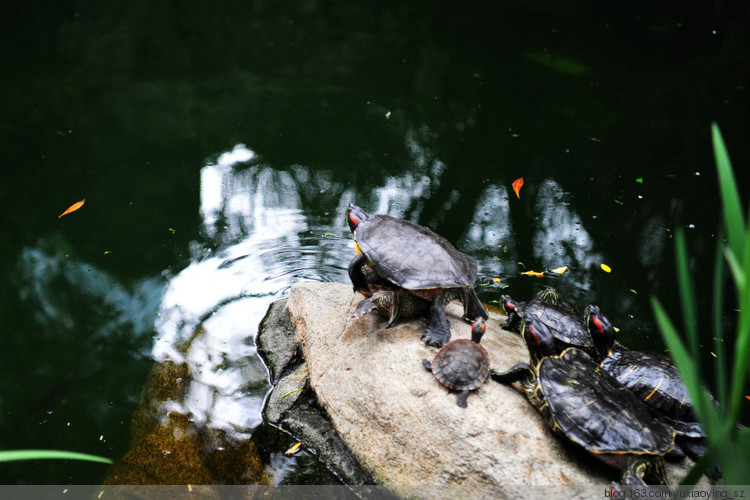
[600,263,612,273]
[710,352,717,358]
[492,277,501,283]
[58,199,85,218]
[549,266,568,275]
[285,442,302,455]
[521,270,545,278]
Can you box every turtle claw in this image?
[422,329,451,348]
[351,299,376,319]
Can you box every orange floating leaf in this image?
[549,266,568,275]
[58,199,85,218]
[600,263,612,273]
[512,178,524,199]
[746,395,750,402]
[521,270,545,278]
[285,442,302,455]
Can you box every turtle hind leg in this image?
[421,291,451,347]
[460,286,488,322]
[456,390,470,408]
[621,457,668,485]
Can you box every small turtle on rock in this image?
[347,203,488,347]
[422,318,490,408]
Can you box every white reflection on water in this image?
[153,144,353,439]
[533,179,602,291]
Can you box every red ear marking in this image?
[349,212,359,226]
[529,325,541,346]
[592,316,604,333]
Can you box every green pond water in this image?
[1,1,748,485]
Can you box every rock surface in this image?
[261,281,698,493]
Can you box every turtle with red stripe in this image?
[422,318,490,408]
[491,316,674,485]
[346,203,487,347]
[585,305,709,462]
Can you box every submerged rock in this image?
[261,281,699,493]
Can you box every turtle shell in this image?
[536,348,674,464]
[517,300,593,350]
[603,348,703,438]
[354,215,477,290]
[430,339,490,391]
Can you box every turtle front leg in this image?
[490,364,533,385]
[621,457,668,486]
[421,291,452,347]
[456,390,470,408]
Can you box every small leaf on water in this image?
[103,251,111,255]
[521,270,545,278]
[600,263,612,273]
[614,199,624,205]
[629,289,638,295]
[710,352,717,358]
[635,178,643,184]
[590,137,602,143]
[168,228,176,233]
[549,266,568,275]
[746,396,750,402]
[492,277,502,283]
[285,442,302,455]
[512,178,524,199]
[58,199,85,218]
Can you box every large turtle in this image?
[584,305,709,462]
[500,288,595,356]
[347,203,488,347]
[491,317,674,485]
[422,318,490,408]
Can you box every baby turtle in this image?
[422,318,489,408]
[347,203,487,347]
[492,317,674,485]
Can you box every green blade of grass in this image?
[675,229,700,361]
[711,233,728,409]
[712,123,745,257]
[0,450,112,464]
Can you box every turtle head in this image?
[537,287,559,304]
[500,295,516,315]
[346,203,370,233]
[584,304,616,357]
[521,318,556,363]
[470,318,486,343]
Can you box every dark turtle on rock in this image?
[491,316,675,485]
[346,203,488,347]
[422,318,490,408]
[584,305,709,462]
[500,288,595,356]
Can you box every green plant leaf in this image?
[0,450,112,464]
[712,123,745,257]
[675,229,699,360]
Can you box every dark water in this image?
[1,1,748,484]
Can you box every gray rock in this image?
[281,281,699,491]
[258,297,373,485]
